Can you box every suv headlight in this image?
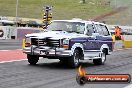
[62,39,69,49]
[25,37,31,47]
[63,39,69,45]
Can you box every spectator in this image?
[114,26,122,40]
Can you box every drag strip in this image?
[0,49,26,62]
[0,49,132,88]
[0,39,22,50]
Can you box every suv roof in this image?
[93,21,106,25]
[53,19,94,24]
[52,19,107,26]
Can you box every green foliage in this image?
[0,0,112,20]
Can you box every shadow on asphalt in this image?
[27,61,98,70]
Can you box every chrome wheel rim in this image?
[101,52,106,63]
[74,52,79,65]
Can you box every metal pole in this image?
[45,9,49,29]
[16,0,18,26]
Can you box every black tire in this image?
[59,58,68,64]
[27,54,39,65]
[93,50,106,65]
[68,49,80,68]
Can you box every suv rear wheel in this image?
[93,49,106,65]
[27,54,39,65]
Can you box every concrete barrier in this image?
[22,39,25,49]
[122,35,132,48]
[0,26,7,39]
[16,27,40,39]
[114,40,123,49]
[123,41,132,48]
[0,26,41,40]
[0,26,15,39]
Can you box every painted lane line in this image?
[0,49,26,63]
[0,59,27,64]
[123,84,132,88]
[0,49,22,51]
[114,48,132,51]
[0,50,11,51]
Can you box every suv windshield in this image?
[47,21,85,34]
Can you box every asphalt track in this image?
[0,40,132,88]
[0,39,22,50]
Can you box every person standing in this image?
[114,26,122,40]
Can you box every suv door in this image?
[94,24,113,51]
[84,23,97,50]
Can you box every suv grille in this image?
[31,38,60,47]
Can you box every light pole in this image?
[16,0,19,25]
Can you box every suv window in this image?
[100,25,109,36]
[86,24,94,36]
[95,24,104,35]
[47,21,85,34]
[66,22,85,34]
[95,24,109,36]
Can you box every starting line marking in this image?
[0,48,132,64]
[114,48,132,51]
[0,59,27,64]
[0,49,22,51]
[1,48,132,52]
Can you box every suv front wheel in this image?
[68,49,80,68]
[27,54,39,65]
[93,50,106,65]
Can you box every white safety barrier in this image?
[123,35,132,41]
[0,26,41,40]
[0,26,15,39]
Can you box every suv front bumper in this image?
[23,46,72,57]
